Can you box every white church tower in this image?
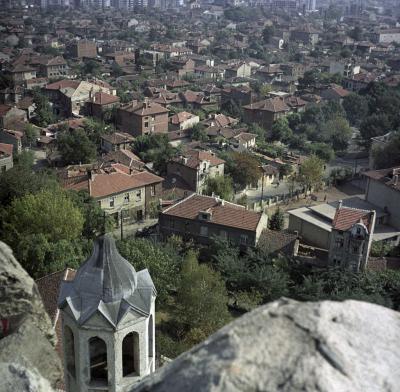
[58,235,156,392]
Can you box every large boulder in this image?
[133,298,400,392]
[0,241,62,390]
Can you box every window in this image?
[335,237,344,248]
[148,315,154,361]
[150,185,156,196]
[122,332,139,377]
[136,190,142,201]
[240,234,248,245]
[220,230,227,240]
[200,226,208,237]
[352,245,359,253]
[64,326,75,378]
[124,193,130,203]
[144,121,149,128]
[89,337,108,383]
[109,197,115,208]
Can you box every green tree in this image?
[204,175,234,201]
[349,26,362,41]
[270,117,292,142]
[58,128,97,164]
[360,114,392,148]
[33,89,56,127]
[228,152,261,190]
[262,25,275,44]
[296,155,325,192]
[321,116,352,151]
[3,188,84,243]
[372,132,400,169]
[23,124,39,147]
[307,142,335,162]
[117,237,182,306]
[269,208,284,231]
[342,93,369,126]
[0,153,58,206]
[174,250,230,344]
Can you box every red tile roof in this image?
[36,268,76,325]
[243,97,290,113]
[0,143,13,156]
[89,169,163,198]
[332,207,372,231]
[174,149,225,169]
[92,91,120,105]
[162,193,263,232]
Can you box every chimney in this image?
[394,175,399,186]
[338,200,343,209]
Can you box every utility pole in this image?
[260,166,265,202]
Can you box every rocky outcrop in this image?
[0,241,62,391]
[133,298,400,392]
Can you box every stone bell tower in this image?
[58,235,156,392]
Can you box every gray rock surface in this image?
[0,362,53,392]
[0,241,62,390]
[133,298,400,392]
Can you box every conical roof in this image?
[58,235,156,327]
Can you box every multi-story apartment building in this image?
[167,150,225,194]
[116,100,169,137]
[159,194,268,247]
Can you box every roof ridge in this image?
[162,192,197,213]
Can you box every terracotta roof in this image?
[170,111,197,124]
[174,149,225,169]
[90,168,164,198]
[101,149,144,170]
[36,268,76,325]
[363,167,400,192]
[120,100,168,116]
[234,132,257,143]
[92,91,120,105]
[258,229,297,255]
[332,207,372,231]
[46,79,80,90]
[0,143,13,156]
[162,194,263,232]
[243,97,289,113]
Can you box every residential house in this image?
[60,163,163,223]
[221,85,257,107]
[284,95,307,112]
[320,84,350,102]
[288,196,400,250]
[100,149,145,172]
[224,62,251,79]
[243,97,290,130]
[100,132,135,153]
[194,65,225,80]
[169,111,200,131]
[9,64,37,85]
[167,149,225,194]
[202,113,239,129]
[37,56,68,79]
[328,202,376,272]
[116,100,169,137]
[179,90,217,110]
[0,129,23,154]
[159,193,268,247]
[230,132,257,152]
[290,26,319,46]
[0,104,27,128]
[0,143,13,172]
[364,167,400,231]
[68,40,97,58]
[45,79,115,117]
[85,91,120,121]
[372,29,400,44]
